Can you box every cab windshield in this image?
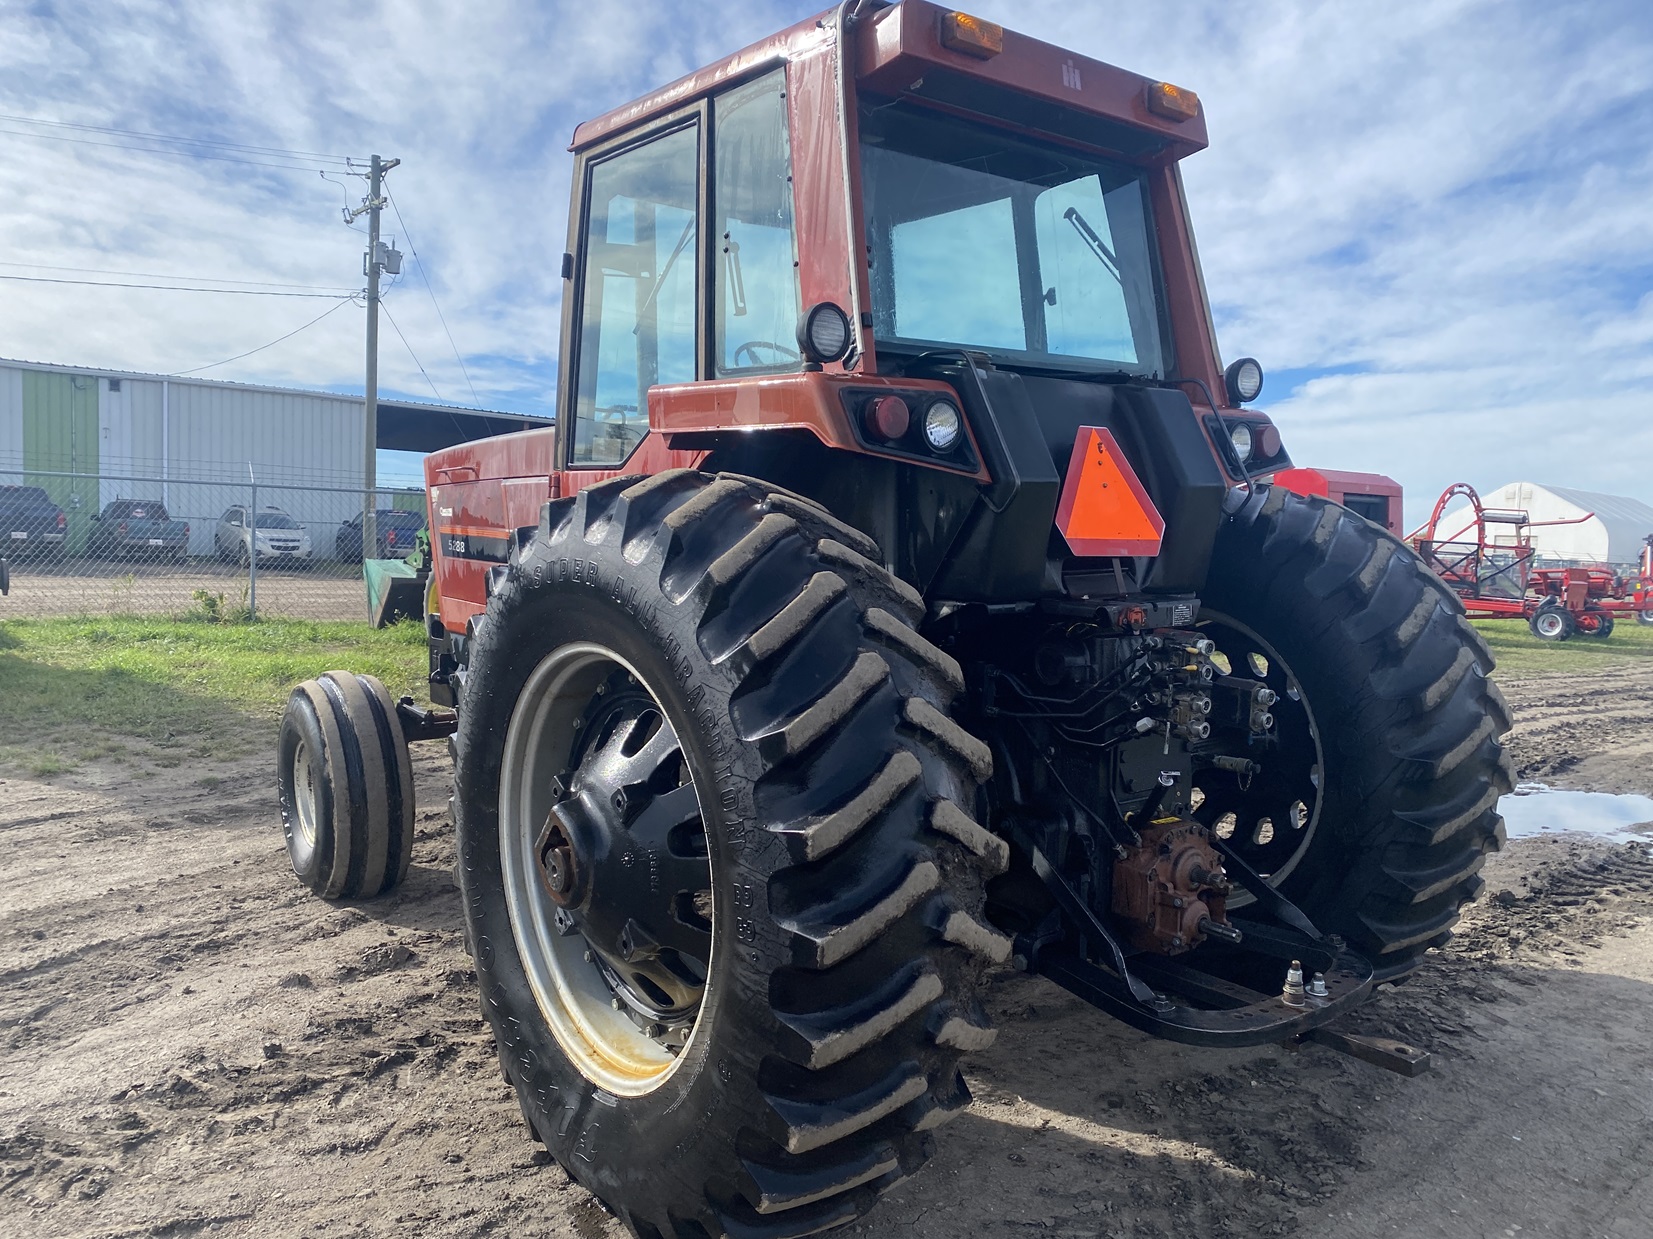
[860,102,1168,376]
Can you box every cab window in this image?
[571,124,700,466]
[713,70,801,375]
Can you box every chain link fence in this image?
[0,464,426,621]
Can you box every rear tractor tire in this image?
[452,470,1006,1239]
[277,670,416,899]
[1201,487,1511,981]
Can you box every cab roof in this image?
[570,1,1207,162]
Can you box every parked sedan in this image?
[0,485,68,559]
[215,505,313,565]
[336,509,426,561]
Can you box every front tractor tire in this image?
[277,670,416,899]
[1202,487,1512,980]
[452,471,1006,1239]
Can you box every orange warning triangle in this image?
[1054,426,1165,557]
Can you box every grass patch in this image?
[1474,616,1653,678]
[0,615,427,776]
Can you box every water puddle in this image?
[1499,783,1653,842]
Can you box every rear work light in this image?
[1146,81,1200,122]
[940,11,1003,59]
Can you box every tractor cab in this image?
[537,0,1283,602]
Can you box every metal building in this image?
[0,357,550,558]
[1441,481,1653,569]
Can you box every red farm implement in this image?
[1409,482,1653,640]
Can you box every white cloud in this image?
[2,0,1650,530]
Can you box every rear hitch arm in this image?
[396,696,458,744]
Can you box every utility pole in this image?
[347,153,399,562]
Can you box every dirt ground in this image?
[0,560,360,620]
[3,667,1652,1239]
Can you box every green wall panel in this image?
[23,371,100,553]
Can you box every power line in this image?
[386,189,483,408]
[0,112,357,165]
[379,297,444,401]
[174,295,360,376]
[0,273,357,297]
[0,260,356,293]
[0,126,343,174]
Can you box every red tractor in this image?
[277,5,1509,1234]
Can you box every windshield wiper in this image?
[1063,207,1122,285]
[634,218,697,332]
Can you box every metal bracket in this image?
[396,696,458,743]
[1298,1027,1433,1077]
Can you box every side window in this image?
[571,125,700,466]
[713,69,801,374]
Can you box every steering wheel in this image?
[732,340,801,367]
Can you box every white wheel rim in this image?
[292,738,320,850]
[498,642,712,1098]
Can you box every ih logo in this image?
[1053,426,1165,557]
[1062,60,1083,91]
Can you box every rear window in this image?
[109,501,168,519]
[0,487,51,503]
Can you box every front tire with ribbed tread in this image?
[1204,487,1512,980]
[277,670,415,900]
[453,470,1003,1239]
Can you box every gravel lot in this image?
[0,560,362,620]
[2,668,1650,1238]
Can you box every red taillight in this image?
[118,521,128,535]
[56,512,66,529]
[387,530,397,545]
[184,524,190,536]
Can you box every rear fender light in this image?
[839,387,981,476]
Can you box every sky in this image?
[2,0,1650,527]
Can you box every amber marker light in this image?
[1146,81,1201,122]
[940,11,1004,59]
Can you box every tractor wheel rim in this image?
[1536,612,1565,637]
[1193,611,1325,905]
[499,642,713,1098]
[292,738,320,851]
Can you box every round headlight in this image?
[1224,357,1264,404]
[1229,422,1254,462]
[798,302,853,364]
[923,399,962,451]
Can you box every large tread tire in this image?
[453,470,1003,1239]
[1205,486,1512,980]
[277,670,415,899]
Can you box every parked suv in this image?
[0,485,68,559]
[335,509,424,561]
[215,505,313,564]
